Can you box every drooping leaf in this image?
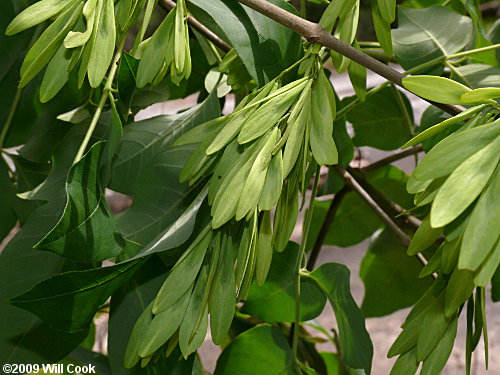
[360,230,433,318]
[214,325,294,375]
[35,142,125,262]
[0,200,88,365]
[10,258,147,332]
[309,263,373,374]
[242,242,326,322]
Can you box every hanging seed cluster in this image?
[389,108,500,372]
[124,50,340,365]
[136,0,191,87]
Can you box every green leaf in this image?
[214,325,294,375]
[309,263,373,374]
[0,158,17,242]
[0,200,88,365]
[402,75,471,105]
[460,167,500,271]
[6,0,74,35]
[108,256,168,375]
[360,230,433,318]
[187,0,302,86]
[35,142,125,262]
[242,242,326,322]
[343,86,413,150]
[452,64,500,88]
[116,52,139,121]
[87,0,116,87]
[460,87,500,104]
[431,136,500,227]
[10,258,146,332]
[392,6,473,74]
[111,94,220,196]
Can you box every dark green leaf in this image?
[360,230,433,317]
[35,142,125,262]
[242,242,326,322]
[0,158,17,242]
[309,263,373,374]
[0,200,87,365]
[10,258,146,332]
[452,64,500,88]
[392,6,473,74]
[214,325,294,375]
[343,86,413,150]
[187,0,302,86]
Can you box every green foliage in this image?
[0,0,499,373]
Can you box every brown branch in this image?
[335,166,412,247]
[160,0,231,52]
[236,0,463,117]
[361,145,423,173]
[307,186,349,270]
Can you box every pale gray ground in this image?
[1,70,498,374]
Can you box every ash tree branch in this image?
[307,186,349,270]
[335,166,412,247]
[361,145,423,173]
[236,0,463,117]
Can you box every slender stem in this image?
[307,186,349,270]
[336,82,390,119]
[300,0,307,19]
[292,166,321,363]
[236,0,462,116]
[160,0,231,52]
[73,40,125,164]
[391,83,415,137]
[0,25,43,149]
[405,44,500,75]
[0,88,23,149]
[361,145,422,173]
[336,166,412,247]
